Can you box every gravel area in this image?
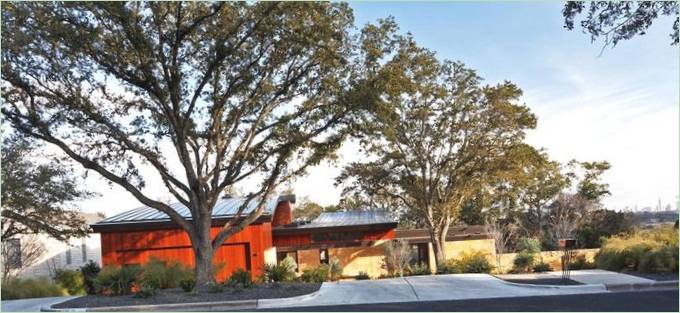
[622,271,679,281]
[53,282,321,309]
[503,278,583,285]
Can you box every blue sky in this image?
[319,2,678,211]
[80,2,678,215]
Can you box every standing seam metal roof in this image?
[293,210,396,228]
[95,196,280,225]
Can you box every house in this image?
[12,212,105,279]
[91,194,494,280]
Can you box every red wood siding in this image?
[100,223,272,281]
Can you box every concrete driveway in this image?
[257,273,606,309]
[1,296,77,312]
[496,269,657,285]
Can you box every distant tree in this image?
[2,235,46,280]
[293,197,325,221]
[576,208,636,248]
[2,2,396,284]
[1,135,93,242]
[382,239,412,277]
[338,33,537,268]
[485,216,518,273]
[565,160,611,201]
[563,1,679,49]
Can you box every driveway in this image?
[1,296,77,312]
[257,273,606,309]
[496,269,657,285]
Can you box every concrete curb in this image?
[256,286,324,309]
[495,279,608,292]
[606,280,679,292]
[42,299,257,312]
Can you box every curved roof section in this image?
[95,196,281,226]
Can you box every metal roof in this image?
[294,210,396,228]
[94,196,281,226]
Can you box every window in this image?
[66,249,72,265]
[319,249,329,264]
[276,251,298,272]
[81,241,87,263]
[6,238,22,269]
[409,243,429,268]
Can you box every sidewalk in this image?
[2,296,77,312]
[257,273,607,309]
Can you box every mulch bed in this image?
[503,278,583,285]
[53,282,321,309]
[622,271,679,281]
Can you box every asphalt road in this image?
[260,289,679,312]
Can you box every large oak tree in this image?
[337,34,537,268]
[2,2,393,284]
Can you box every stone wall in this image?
[495,248,599,273]
[329,243,389,278]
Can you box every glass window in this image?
[319,249,329,264]
[66,249,72,265]
[6,238,22,268]
[81,242,87,263]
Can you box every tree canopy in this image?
[337,32,537,266]
[563,1,679,48]
[1,134,93,242]
[1,1,397,283]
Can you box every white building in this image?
[15,212,104,279]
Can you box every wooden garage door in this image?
[118,243,250,281]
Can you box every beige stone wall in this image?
[495,248,599,273]
[297,249,320,272]
[444,238,496,259]
[329,243,389,278]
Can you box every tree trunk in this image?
[193,225,215,286]
[430,229,447,270]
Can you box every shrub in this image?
[454,251,493,273]
[179,278,196,292]
[512,251,535,273]
[206,281,223,293]
[355,271,371,280]
[300,264,330,283]
[437,251,493,274]
[406,263,430,276]
[94,265,141,295]
[569,254,596,270]
[328,257,343,281]
[80,260,101,295]
[263,256,296,283]
[1,277,67,300]
[436,259,462,274]
[516,237,541,254]
[226,269,253,288]
[54,269,85,295]
[138,257,192,290]
[134,282,157,298]
[596,226,678,273]
[532,262,552,273]
[639,246,679,273]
